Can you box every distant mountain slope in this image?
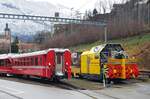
[0,0,71,41]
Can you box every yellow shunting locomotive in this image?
[71,43,139,81]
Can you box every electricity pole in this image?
[148,3,150,27]
[104,26,107,43]
[9,30,11,53]
[71,8,74,34]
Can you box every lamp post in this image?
[104,26,107,43]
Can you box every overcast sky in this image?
[30,0,121,13]
[31,0,97,11]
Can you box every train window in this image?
[24,58,26,66]
[35,57,38,65]
[18,59,20,66]
[15,61,16,65]
[29,58,31,65]
[31,58,34,65]
[43,56,45,65]
[27,58,29,65]
[27,58,28,65]
[23,58,25,66]
[21,58,23,66]
[15,61,17,66]
[40,57,42,65]
[0,60,5,66]
[7,59,11,66]
[57,54,61,64]
[5,60,7,66]
[30,58,32,65]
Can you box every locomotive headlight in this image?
[130,69,133,73]
[113,69,117,73]
[49,62,51,66]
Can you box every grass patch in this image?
[70,33,150,52]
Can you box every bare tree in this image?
[97,0,107,14]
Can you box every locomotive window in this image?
[35,57,38,65]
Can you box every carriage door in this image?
[55,53,64,76]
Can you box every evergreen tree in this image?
[93,8,98,16]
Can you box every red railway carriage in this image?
[0,48,71,80]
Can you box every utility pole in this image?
[70,8,74,34]
[9,30,11,53]
[138,0,141,25]
[148,3,150,27]
[104,26,107,43]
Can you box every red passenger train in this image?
[0,49,71,81]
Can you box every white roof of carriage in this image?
[0,48,70,59]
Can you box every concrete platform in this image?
[0,79,92,99]
[0,78,150,99]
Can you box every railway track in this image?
[139,71,150,78]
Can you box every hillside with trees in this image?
[38,0,150,49]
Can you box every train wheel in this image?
[79,74,83,79]
[25,75,30,79]
[51,76,60,82]
[71,73,75,78]
[0,73,7,77]
[15,74,23,78]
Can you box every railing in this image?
[0,13,106,26]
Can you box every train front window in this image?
[108,44,124,52]
[56,54,61,64]
[106,44,127,59]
